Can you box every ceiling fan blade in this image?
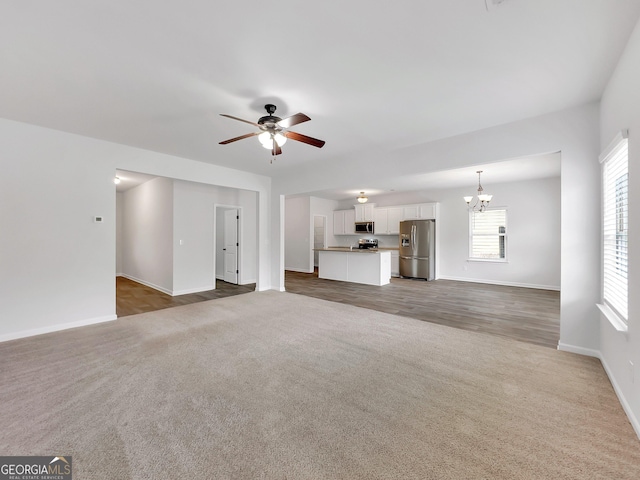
[219,131,259,145]
[272,142,282,156]
[277,113,311,129]
[284,131,326,148]
[219,114,261,127]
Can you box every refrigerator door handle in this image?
[411,224,417,256]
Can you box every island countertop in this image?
[314,247,398,253]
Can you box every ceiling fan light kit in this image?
[219,104,325,162]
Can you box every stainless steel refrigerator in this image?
[399,219,435,280]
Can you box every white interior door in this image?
[223,209,238,284]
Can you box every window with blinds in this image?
[601,134,628,322]
[469,208,507,260]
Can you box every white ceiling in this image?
[2,1,639,196]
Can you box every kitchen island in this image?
[315,248,391,286]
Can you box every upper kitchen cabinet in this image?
[354,203,375,222]
[403,203,438,220]
[333,209,356,235]
[374,207,403,234]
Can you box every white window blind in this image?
[601,134,628,322]
[469,209,507,260]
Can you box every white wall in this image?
[116,191,124,275]
[284,196,341,272]
[173,180,257,292]
[121,177,174,293]
[0,117,271,341]
[435,177,560,290]
[285,196,312,272]
[1,120,117,340]
[599,16,640,436]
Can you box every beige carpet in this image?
[1,291,639,479]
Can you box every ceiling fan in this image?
[219,104,325,159]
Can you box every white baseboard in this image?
[558,341,640,441]
[598,353,640,440]
[557,341,600,358]
[437,275,560,291]
[172,285,215,296]
[285,267,314,273]
[0,314,117,343]
[120,274,173,295]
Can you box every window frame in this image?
[468,207,508,263]
[599,130,629,330]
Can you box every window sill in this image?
[597,303,628,334]
[467,258,508,264]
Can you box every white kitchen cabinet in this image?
[354,203,375,222]
[333,209,356,235]
[374,207,403,234]
[418,203,437,219]
[387,207,403,233]
[402,203,437,220]
[373,208,388,234]
[402,205,420,220]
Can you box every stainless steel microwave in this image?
[354,222,374,233]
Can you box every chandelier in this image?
[464,171,493,212]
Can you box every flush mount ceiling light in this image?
[357,192,368,204]
[464,171,493,212]
[114,176,121,185]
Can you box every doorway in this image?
[223,208,239,284]
[215,205,242,286]
[313,215,327,268]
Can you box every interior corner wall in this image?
[598,16,640,436]
[284,196,312,273]
[121,177,174,294]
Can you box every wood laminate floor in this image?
[116,276,255,317]
[285,270,560,349]
[117,272,560,349]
